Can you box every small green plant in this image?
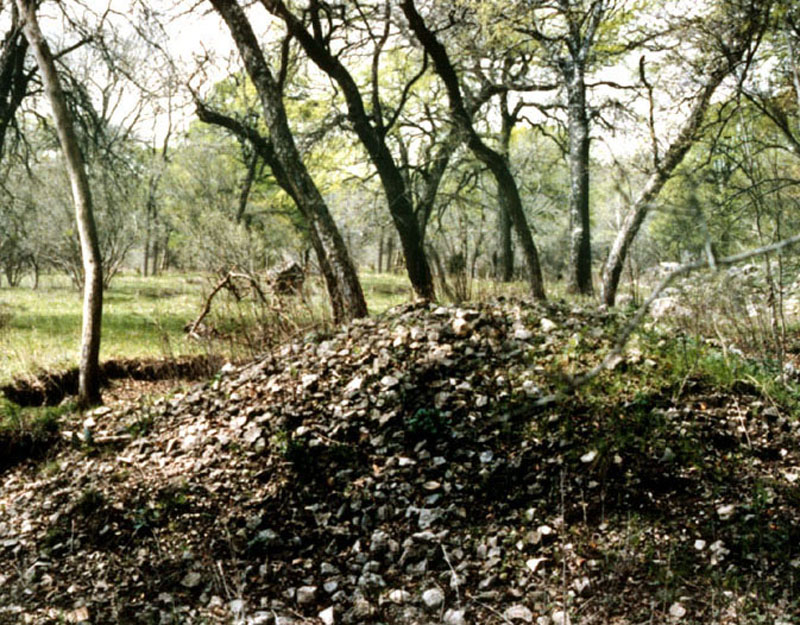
[405,407,451,440]
[126,411,155,438]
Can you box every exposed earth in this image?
[1,300,799,624]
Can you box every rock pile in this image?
[2,298,799,624]
[0,299,601,624]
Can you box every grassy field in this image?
[0,271,449,385]
[0,273,206,384]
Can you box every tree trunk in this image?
[402,0,546,300]
[497,94,514,282]
[209,0,367,322]
[18,0,103,406]
[564,61,593,294]
[386,236,395,274]
[261,0,436,301]
[237,151,258,225]
[601,64,735,307]
[378,230,384,273]
[142,211,150,277]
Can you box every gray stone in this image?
[319,606,335,625]
[296,586,317,605]
[444,608,467,625]
[504,604,533,623]
[421,587,445,610]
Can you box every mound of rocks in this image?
[0,300,614,624]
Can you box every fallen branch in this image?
[186,272,233,337]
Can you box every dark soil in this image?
[0,354,224,407]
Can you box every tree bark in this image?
[497,93,514,282]
[17,0,103,406]
[0,6,30,159]
[401,0,546,300]
[260,0,436,301]
[208,0,367,323]
[564,60,592,294]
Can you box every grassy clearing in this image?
[0,273,210,384]
[0,270,540,386]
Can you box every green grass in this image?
[0,273,211,384]
[360,272,414,314]
[0,270,457,385]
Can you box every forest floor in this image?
[1,296,800,624]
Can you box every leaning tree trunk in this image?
[18,0,103,406]
[261,0,436,301]
[209,0,367,322]
[601,63,735,307]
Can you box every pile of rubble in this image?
[1,298,799,624]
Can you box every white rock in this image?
[526,557,547,573]
[387,589,412,604]
[296,585,317,605]
[537,524,554,536]
[444,608,467,625]
[451,318,471,336]
[668,602,686,619]
[716,504,735,520]
[180,571,202,588]
[380,375,399,388]
[229,599,245,615]
[580,450,597,463]
[301,373,319,389]
[694,539,706,551]
[551,610,571,625]
[504,604,533,622]
[421,587,445,610]
[318,606,335,625]
[344,377,363,395]
[540,318,557,333]
[243,425,263,445]
[514,327,533,341]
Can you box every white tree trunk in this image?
[17,0,103,405]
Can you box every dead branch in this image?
[186,272,233,337]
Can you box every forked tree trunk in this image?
[17,0,103,406]
[261,0,436,301]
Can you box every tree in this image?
[507,0,616,294]
[207,0,368,323]
[401,0,547,301]
[257,0,439,300]
[601,0,772,307]
[16,0,103,406]
[0,3,31,159]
